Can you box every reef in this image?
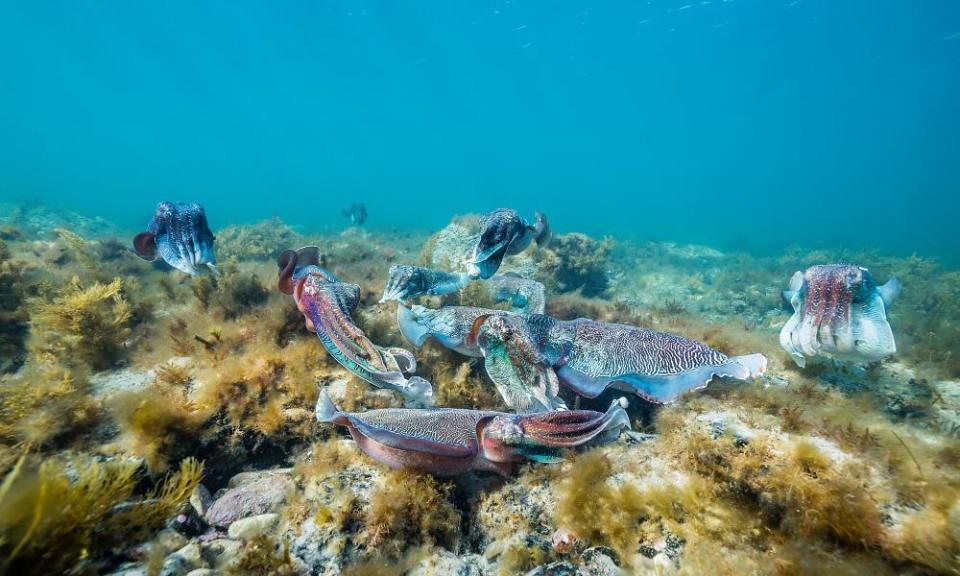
[0,202,957,576]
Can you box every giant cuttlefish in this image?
[315,389,629,476]
[779,264,900,367]
[398,305,766,412]
[380,264,546,314]
[466,208,551,279]
[132,201,217,275]
[278,247,433,405]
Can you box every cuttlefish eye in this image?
[484,418,524,447]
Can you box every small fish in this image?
[131,202,217,276]
[342,203,368,226]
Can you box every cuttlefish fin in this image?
[315,389,349,426]
[878,277,901,307]
[132,232,158,261]
[782,270,804,305]
[397,304,430,348]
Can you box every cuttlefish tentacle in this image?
[280,247,433,405]
[380,265,470,303]
[380,264,545,314]
[315,390,629,476]
[779,265,899,367]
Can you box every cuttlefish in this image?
[398,305,766,412]
[315,389,630,476]
[131,201,218,275]
[380,264,546,314]
[466,208,551,279]
[278,247,433,405]
[780,264,900,367]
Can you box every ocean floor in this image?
[0,202,958,576]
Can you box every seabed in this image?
[0,202,958,576]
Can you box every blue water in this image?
[1,1,958,260]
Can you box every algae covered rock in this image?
[548,233,613,297]
[205,474,294,527]
[215,217,300,261]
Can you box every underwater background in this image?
[2,0,960,260]
[1,2,960,576]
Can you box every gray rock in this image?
[526,561,585,576]
[581,547,621,576]
[409,551,489,575]
[185,570,219,576]
[228,513,280,540]
[200,539,243,570]
[227,468,293,489]
[190,484,212,517]
[159,553,190,576]
[205,476,293,527]
[171,542,204,570]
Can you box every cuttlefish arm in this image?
[380,264,470,303]
[478,397,631,464]
[316,390,629,476]
[472,314,566,412]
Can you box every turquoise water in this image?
[1,1,958,260]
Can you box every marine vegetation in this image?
[0,239,28,373]
[215,216,300,261]
[0,204,957,575]
[28,276,133,371]
[547,232,614,297]
[0,454,202,576]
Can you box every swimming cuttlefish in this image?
[466,208,552,279]
[398,305,767,412]
[131,201,218,275]
[315,389,630,476]
[380,264,546,314]
[278,247,433,405]
[779,264,900,367]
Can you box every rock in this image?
[185,570,219,576]
[90,368,154,399]
[105,564,147,576]
[159,553,190,576]
[227,467,293,488]
[581,547,621,576]
[205,476,293,527]
[190,484,212,517]
[171,542,204,570]
[526,561,584,576]
[409,550,488,575]
[200,539,243,570]
[228,513,280,540]
[155,528,188,553]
